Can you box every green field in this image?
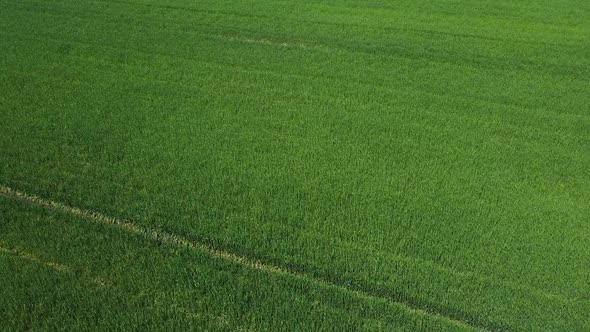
[1,0,589,330]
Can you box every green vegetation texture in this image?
[1,0,589,330]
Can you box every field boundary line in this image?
[0,185,487,331]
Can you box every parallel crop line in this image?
[3,17,588,121]
[0,244,70,273]
[0,184,485,331]
[4,30,587,126]
[89,0,578,48]
[0,243,109,287]
[5,0,586,82]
